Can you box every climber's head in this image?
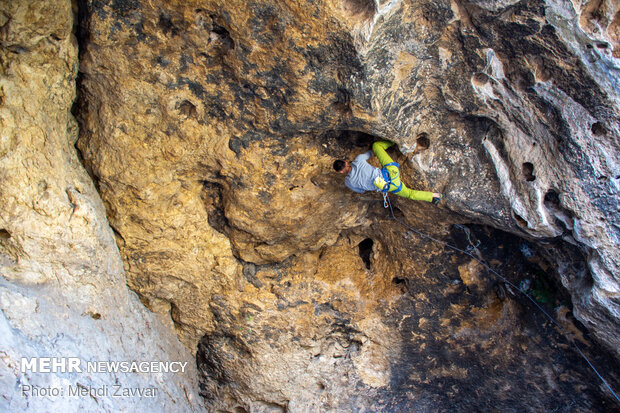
[333,160,351,174]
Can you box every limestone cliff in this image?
[2,0,620,411]
[0,1,204,411]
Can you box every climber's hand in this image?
[431,193,443,205]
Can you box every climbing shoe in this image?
[374,175,388,191]
[431,194,443,205]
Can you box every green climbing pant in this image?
[372,140,434,202]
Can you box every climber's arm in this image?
[354,151,373,163]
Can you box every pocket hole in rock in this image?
[472,72,490,86]
[416,133,430,151]
[544,189,560,208]
[358,238,373,269]
[591,122,607,136]
[177,100,197,119]
[514,213,528,228]
[0,229,10,239]
[522,162,536,181]
[211,22,235,51]
[343,0,377,21]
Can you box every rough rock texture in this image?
[72,0,620,411]
[0,1,204,411]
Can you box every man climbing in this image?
[333,140,443,204]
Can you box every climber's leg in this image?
[373,140,434,202]
[393,184,434,202]
[372,140,395,166]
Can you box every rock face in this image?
[0,1,204,411]
[21,0,620,410]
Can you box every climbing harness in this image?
[381,192,620,403]
[379,162,403,194]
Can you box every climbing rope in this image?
[382,193,620,403]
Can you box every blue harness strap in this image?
[380,162,403,193]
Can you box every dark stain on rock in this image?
[179,54,193,73]
[303,33,365,95]
[158,12,179,36]
[177,77,205,99]
[248,3,280,45]
[110,0,141,14]
[376,222,620,411]
[154,55,171,67]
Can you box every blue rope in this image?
[383,193,620,403]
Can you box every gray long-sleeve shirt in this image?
[345,151,382,193]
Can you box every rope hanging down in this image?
[382,193,620,404]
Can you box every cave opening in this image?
[319,129,382,159]
[358,238,373,269]
[325,129,375,148]
[447,223,576,309]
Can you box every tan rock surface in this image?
[33,0,620,410]
[0,1,204,411]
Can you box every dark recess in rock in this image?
[472,72,490,86]
[416,133,430,151]
[514,213,528,228]
[591,121,607,136]
[158,12,178,36]
[333,87,352,115]
[177,99,197,119]
[544,189,560,207]
[319,130,379,159]
[0,229,11,239]
[358,238,373,269]
[200,181,230,236]
[211,20,235,52]
[522,162,536,181]
[343,0,377,20]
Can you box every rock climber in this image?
[333,140,443,204]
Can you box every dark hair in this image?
[333,160,346,172]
